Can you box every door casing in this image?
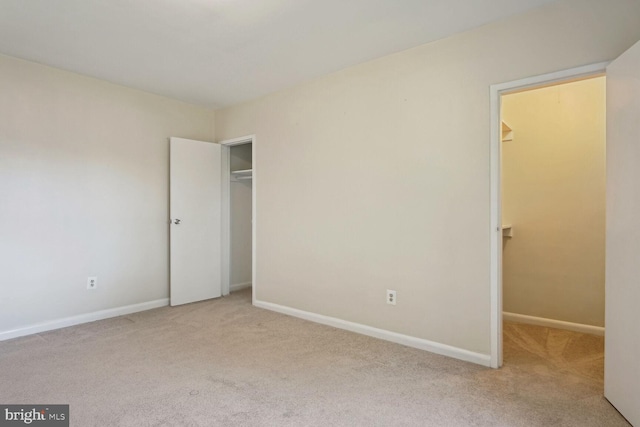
[488,62,609,368]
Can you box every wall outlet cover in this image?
[387,289,397,305]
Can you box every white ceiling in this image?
[0,0,556,108]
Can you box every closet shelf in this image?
[501,121,513,142]
[231,169,252,181]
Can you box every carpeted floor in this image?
[0,289,627,426]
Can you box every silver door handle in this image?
[173,219,181,225]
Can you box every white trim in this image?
[218,134,256,304]
[220,135,254,147]
[255,299,491,367]
[490,85,503,369]
[503,312,605,336]
[251,137,256,306]
[221,146,231,296]
[0,299,169,341]
[230,282,252,292]
[489,62,609,369]
[489,62,609,95]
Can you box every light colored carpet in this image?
[0,289,627,426]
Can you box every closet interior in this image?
[229,142,253,292]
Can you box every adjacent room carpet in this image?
[0,289,626,426]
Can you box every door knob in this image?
[174,219,181,225]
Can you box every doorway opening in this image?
[489,63,608,369]
[500,76,606,378]
[220,135,256,304]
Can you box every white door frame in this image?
[220,135,256,304]
[489,62,608,368]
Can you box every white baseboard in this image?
[0,298,169,342]
[503,312,605,336]
[254,299,491,367]
[230,282,252,292]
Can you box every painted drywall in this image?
[0,54,214,335]
[231,182,252,287]
[605,40,640,427]
[215,0,640,355]
[501,77,605,327]
[230,144,253,287]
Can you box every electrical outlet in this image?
[386,289,396,305]
[87,276,98,290]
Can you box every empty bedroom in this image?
[1,0,639,425]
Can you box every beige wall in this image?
[215,0,640,355]
[502,77,605,327]
[0,54,214,334]
[231,181,252,286]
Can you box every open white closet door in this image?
[605,39,640,426]
[170,137,222,306]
